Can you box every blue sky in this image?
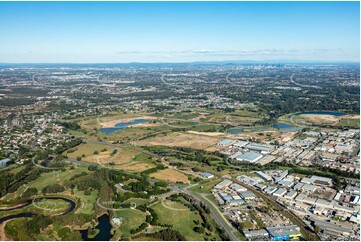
[0,1,359,63]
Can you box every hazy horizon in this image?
[0,1,359,63]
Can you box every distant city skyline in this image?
[0,1,359,63]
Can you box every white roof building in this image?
[214,179,233,190]
[284,190,298,200]
[273,188,287,197]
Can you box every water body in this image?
[81,214,112,241]
[228,111,346,134]
[290,111,346,118]
[100,119,151,134]
[228,123,299,134]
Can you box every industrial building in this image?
[214,179,232,190]
[284,190,298,200]
[236,152,263,163]
[199,172,214,179]
[273,188,287,197]
[0,158,10,166]
[243,229,269,240]
[256,171,272,181]
[233,140,248,147]
[229,183,247,192]
[217,139,234,146]
[245,143,274,154]
[238,190,256,200]
[264,186,277,195]
[266,225,301,240]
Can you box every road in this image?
[290,74,320,89]
[181,189,240,241]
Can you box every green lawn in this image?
[114,208,146,236]
[151,201,205,241]
[189,178,222,194]
[0,198,71,218]
[0,166,89,202]
[338,117,360,129]
[75,189,98,215]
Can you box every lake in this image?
[81,214,112,241]
[228,123,301,134]
[99,119,151,134]
[290,111,346,118]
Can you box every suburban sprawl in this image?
[0,63,359,241]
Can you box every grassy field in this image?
[75,189,98,215]
[149,169,190,184]
[337,117,360,129]
[114,208,146,236]
[66,142,156,172]
[4,218,33,240]
[189,178,222,194]
[150,200,205,241]
[1,166,89,202]
[0,198,71,218]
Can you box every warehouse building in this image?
[284,190,298,200]
[266,225,301,240]
[264,186,277,195]
[310,175,333,186]
[243,229,269,240]
[233,140,248,147]
[273,188,287,197]
[236,152,263,163]
[229,183,247,192]
[217,139,234,146]
[245,143,274,154]
[238,190,256,200]
[255,171,272,181]
[214,179,232,190]
[0,158,10,166]
[199,172,214,179]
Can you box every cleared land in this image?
[293,114,360,128]
[150,169,189,184]
[137,132,219,150]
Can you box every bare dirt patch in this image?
[99,116,156,128]
[137,132,219,150]
[150,169,189,183]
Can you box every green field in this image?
[337,117,360,129]
[114,208,146,236]
[0,198,71,218]
[150,200,205,241]
[189,178,222,194]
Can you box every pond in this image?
[290,111,346,118]
[99,119,151,134]
[228,123,301,134]
[81,214,112,241]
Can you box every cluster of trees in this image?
[149,228,186,241]
[141,164,166,175]
[176,194,212,232]
[55,121,81,130]
[0,164,43,197]
[54,138,82,155]
[130,222,147,234]
[42,184,65,194]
